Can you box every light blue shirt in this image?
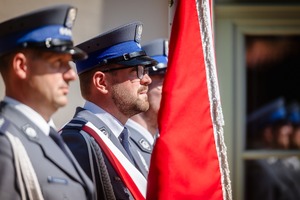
[83,100,124,138]
[3,96,54,136]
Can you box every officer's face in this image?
[293,128,300,148]
[275,124,293,149]
[147,74,165,115]
[24,50,76,114]
[106,65,152,117]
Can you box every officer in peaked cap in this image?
[143,38,168,75]
[0,5,95,200]
[246,99,300,200]
[247,98,287,128]
[127,38,169,172]
[287,102,300,149]
[247,98,291,149]
[60,21,157,200]
[0,4,87,59]
[75,21,157,74]
[287,102,300,125]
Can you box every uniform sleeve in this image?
[61,130,92,180]
[0,134,21,200]
[61,128,111,200]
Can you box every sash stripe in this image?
[82,122,146,200]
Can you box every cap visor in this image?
[52,46,87,61]
[68,46,88,61]
[117,55,158,66]
[149,68,167,75]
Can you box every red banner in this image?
[146,1,231,199]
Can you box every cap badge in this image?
[65,7,77,28]
[135,24,143,43]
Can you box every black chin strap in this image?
[21,38,73,50]
[98,50,146,66]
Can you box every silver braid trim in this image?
[196,0,232,199]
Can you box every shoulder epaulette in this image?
[61,118,88,131]
[0,117,14,136]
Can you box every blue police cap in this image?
[75,21,158,74]
[142,38,168,75]
[287,102,300,124]
[247,98,287,130]
[0,4,87,60]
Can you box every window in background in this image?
[245,35,300,200]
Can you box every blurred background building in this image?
[1,0,300,199]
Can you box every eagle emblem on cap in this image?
[65,7,77,28]
[135,24,143,43]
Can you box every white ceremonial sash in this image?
[82,122,147,200]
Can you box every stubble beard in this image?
[111,84,150,118]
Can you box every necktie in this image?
[49,127,72,161]
[119,127,134,162]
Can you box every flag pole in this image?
[168,0,178,36]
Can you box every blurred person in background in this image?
[126,38,168,171]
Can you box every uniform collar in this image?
[126,119,154,145]
[4,96,53,135]
[83,100,124,138]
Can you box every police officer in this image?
[60,21,157,199]
[0,4,95,200]
[128,38,168,138]
[126,38,168,171]
[246,98,300,200]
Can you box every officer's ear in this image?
[12,52,28,79]
[93,71,108,94]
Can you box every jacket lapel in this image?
[75,108,137,166]
[127,132,149,178]
[38,132,85,184]
[0,102,85,185]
